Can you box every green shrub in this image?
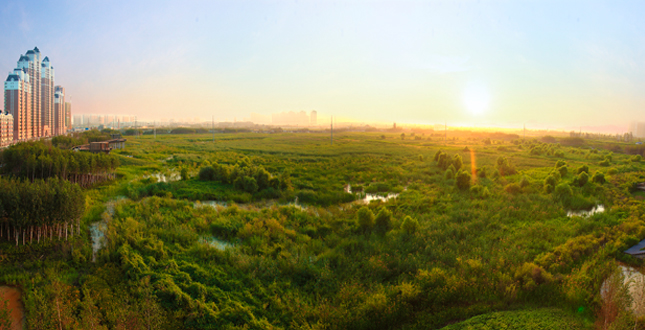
[519,176,530,188]
[557,165,568,177]
[357,206,375,232]
[198,166,216,181]
[608,168,618,175]
[631,154,642,162]
[477,166,487,178]
[375,207,393,235]
[576,172,589,187]
[445,168,455,180]
[592,171,606,184]
[456,170,471,190]
[401,216,419,235]
[504,183,521,194]
[576,165,589,175]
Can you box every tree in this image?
[401,216,419,235]
[198,166,215,181]
[357,207,375,232]
[456,170,471,190]
[180,167,189,181]
[577,172,589,187]
[453,154,463,171]
[374,207,392,235]
[592,171,606,184]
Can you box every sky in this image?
[1,0,644,131]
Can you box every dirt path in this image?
[0,286,24,330]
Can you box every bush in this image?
[180,167,189,181]
[401,216,419,235]
[631,155,642,163]
[375,207,393,235]
[357,207,375,232]
[608,168,618,175]
[520,176,530,188]
[477,167,487,178]
[456,170,471,190]
[599,159,610,167]
[496,156,516,176]
[554,183,573,201]
[576,172,589,187]
[576,165,589,175]
[592,171,606,184]
[557,165,568,177]
[544,174,557,188]
[504,183,522,194]
[453,154,463,171]
[445,168,455,180]
[198,166,216,181]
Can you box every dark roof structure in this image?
[34,47,40,52]
[625,239,645,257]
[5,74,19,82]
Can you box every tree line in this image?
[0,177,85,246]
[1,142,119,187]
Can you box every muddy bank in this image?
[0,286,24,330]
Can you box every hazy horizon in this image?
[1,1,643,132]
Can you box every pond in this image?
[345,184,399,204]
[566,205,605,218]
[199,236,234,251]
[0,286,24,330]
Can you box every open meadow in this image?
[1,131,645,329]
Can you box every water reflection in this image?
[567,205,605,218]
[345,184,399,204]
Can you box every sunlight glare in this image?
[463,83,490,116]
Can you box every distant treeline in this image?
[0,178,85,246]
[1,142,119,187]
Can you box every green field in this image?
[1,131,645,329]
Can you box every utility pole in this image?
[331,116,333,145]
[212,115,215,142]
[445,121,447,145]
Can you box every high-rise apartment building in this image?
[17,47,42,138]
[3,47,71,143]
[41,56,54,136]
[0,111,14,147]
[4,68,31,141]
[310,110,317,125]
[65,102,71,131]
[54,85,65,135]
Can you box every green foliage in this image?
[401,216,419,235]
[575,172,589,187]
[374,207,393,235]
[443,308,587,329]
[631,154,642,162]
[180,167,189,181]
[357,206,375,232]
[456,169,471,190]
[519,176,530,188]
[592,171,606,184]
[496,156,516,176]
[453,154,463,171]
[576,164,589,175]
[505,182,522,194]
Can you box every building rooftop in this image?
[5,74,19,82]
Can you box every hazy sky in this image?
[1,1,644,130]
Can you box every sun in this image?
[463,83,490,115]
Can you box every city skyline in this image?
[1,1,644,132]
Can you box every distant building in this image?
[310,110,317,125]
[65,102,71,131]
[630,122,645,138]
[41,56,54,137]
[4,68,31,141]
[54,85,65,135]
[0,111,13,147]
[17,47,41,138]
